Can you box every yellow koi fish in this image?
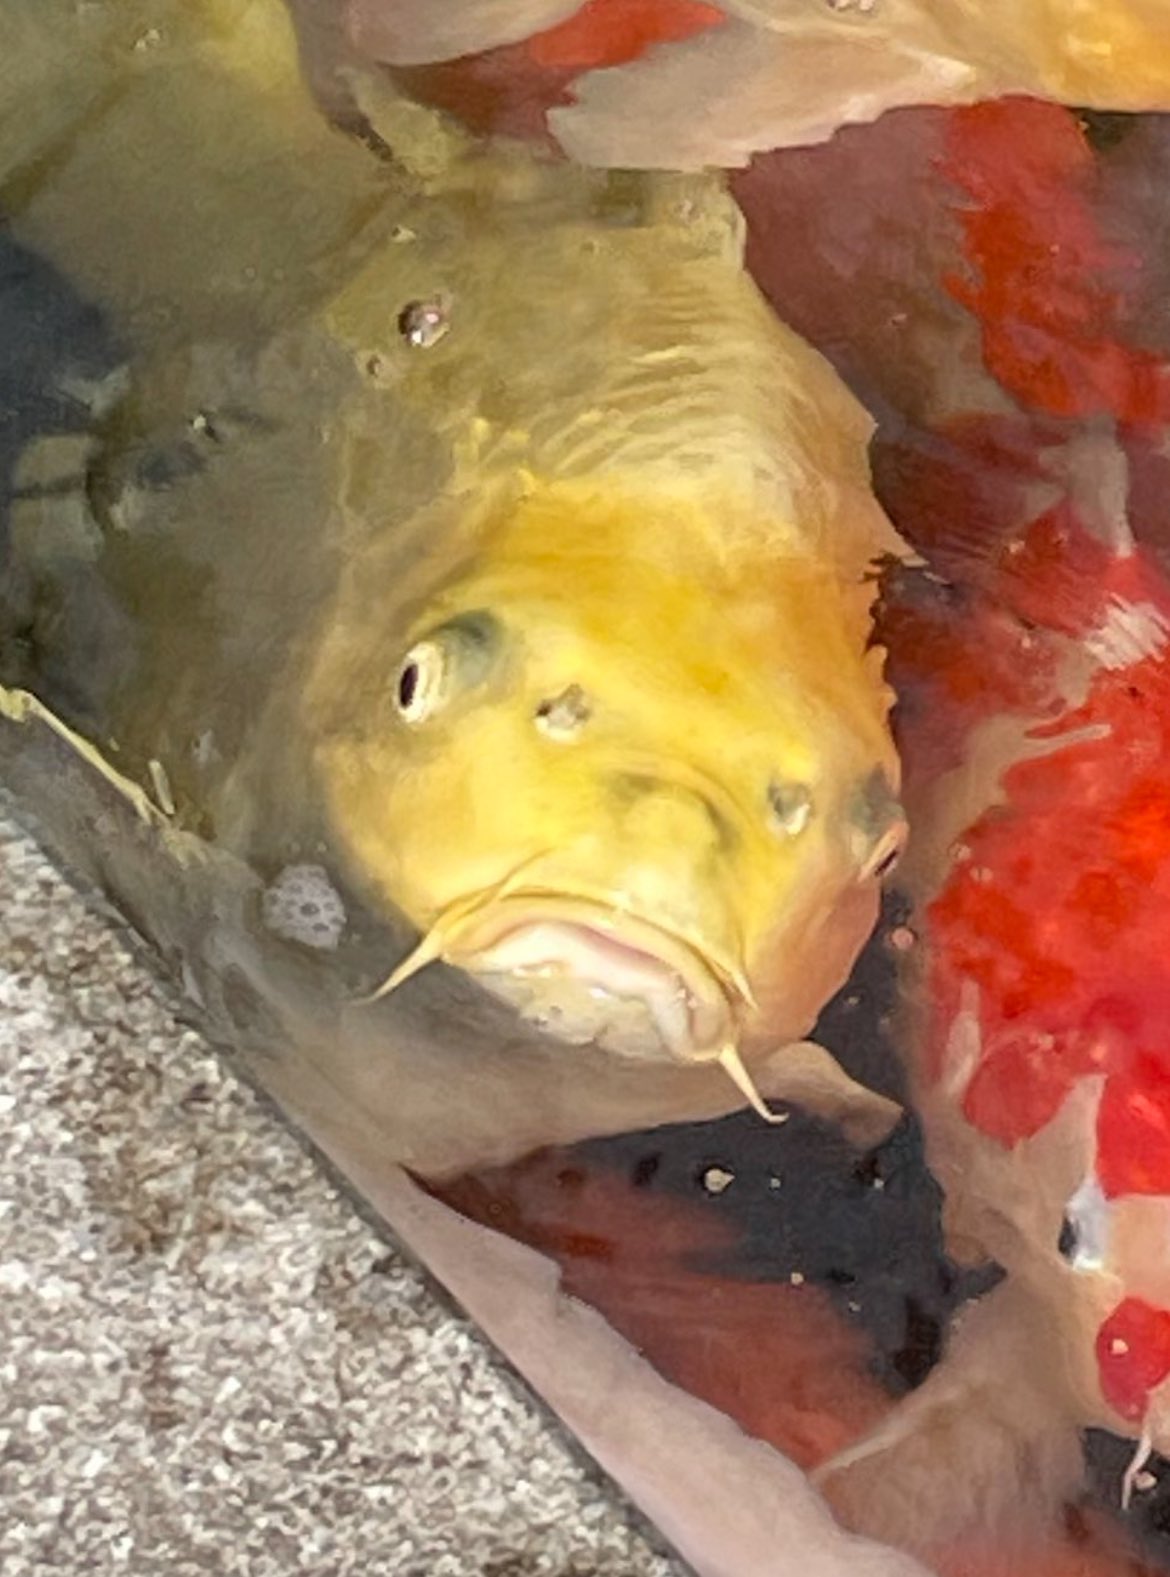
[0,0,904,1173]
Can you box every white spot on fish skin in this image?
[1134,1470,1159,1494]
[1086,599,1170,670]
[701,1166,735,1195]
[789,1271,806,1286]
[1111,1338,1130,1356]
[825,0,880,12]
[767,1172,782,1192]
[1062,1174,1110,1273]
[942,981,982,1100]
[261,865,347,951]
[888,925,917,952]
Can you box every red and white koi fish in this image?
[746,101,1170,1562]
[337,0,1170,168]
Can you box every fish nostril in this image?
[767,780,813,838]
[535,684,592,740]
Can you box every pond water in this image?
[6,5,1170,1576]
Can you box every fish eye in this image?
[393,611,503,726]
[767,780,812,837]
[394,640,449,724]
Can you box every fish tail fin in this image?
[814,1280,1084,1562]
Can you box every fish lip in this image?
[447,892,738,1060]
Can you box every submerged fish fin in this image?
[0,684,165,826]
[548,23,984,170]
[761,1039,900,1149]
[814,1280,1083,1559]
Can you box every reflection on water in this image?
[8,4,1170,1576]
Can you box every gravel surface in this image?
[0,809,684,1577]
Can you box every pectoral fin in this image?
[813,1280,1083,1559]
[549,23,984,170]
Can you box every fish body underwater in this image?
[336,0,1170,168]
[374,79,1170,1572]
[0,0,908,1176]
[709,100,1170,1568]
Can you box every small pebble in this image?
[701,1166,735,1196]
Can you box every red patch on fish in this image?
[429,1152,892,1470]
[915,509,1170,1174]
[941,101,1170,428]
[386,0,726,147]
[1096,1298,1170,1421]
[879,105,1170,1206]
[1097,1058,1170,1197]
[525,0,726,70]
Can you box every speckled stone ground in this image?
[0,808,684,1577]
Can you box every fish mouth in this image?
[362,880,788,1122]
[447,895,739,1063]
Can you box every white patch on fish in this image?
[1085,598,1170,670]
[941,979,982,1100]
[1063,1173,1110,1273]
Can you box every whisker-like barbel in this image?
[359,852,554,1005]
[718,1043,790,1126]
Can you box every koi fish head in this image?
[315,485,904,1090]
